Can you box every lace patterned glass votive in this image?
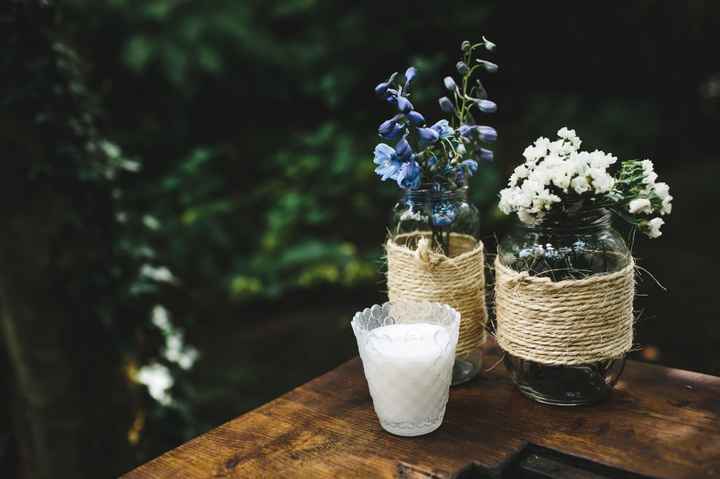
[351,301,460,436]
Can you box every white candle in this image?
[359,322,455,436]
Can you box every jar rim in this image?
[402,185,468,201]
[520,206,612,232]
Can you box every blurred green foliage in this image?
[61,0,509,305]
[23,0,718,470]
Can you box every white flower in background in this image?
[151,304,200,371]
[151,305,171,330]
[140,264,178,284]
[645,217,665,238]
[628,198,652,214]
[497,127,672,238]
[137,363,174,406]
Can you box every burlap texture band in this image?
[386,232,487,357]
[494,257,635,365]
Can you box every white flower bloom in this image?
[661,196,673,215]
[641,159,654,173]
[646,217,664,239]
[589,168,615,193]
[628,198,652,214]
[518,208,541,225]
[654,182,670,200]
[514,164,530,179]
[551,168,572,191]
[571,175,591,194]
[589,149,617,169]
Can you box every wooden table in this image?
[123,345,720,478]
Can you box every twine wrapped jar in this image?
[495,203,633,405]
[386,187,487,385]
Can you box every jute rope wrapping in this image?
[386,232,487,357]
[494,257,635,365]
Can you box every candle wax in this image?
[361,323,454,435]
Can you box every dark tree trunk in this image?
[0,1,135,477]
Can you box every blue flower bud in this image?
[395,138,413,161]
[374,82,389,96]
[443,76,457,91]
[458,124,474,137]
[417,127,440,147]
[404,66,417,84]
[476,126,497,142]
[396,96,414,113]
[478,148,494,162]
[461,159,479,175]
[483,35,496,51]
[427,154,438,168]
[406,110,425,126]
[456,61,469,75]
[476,99,497,113]
[378,119,403,140]
[438,96,455,113]
[476,59,499,73]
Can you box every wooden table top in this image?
[123,346,720,478]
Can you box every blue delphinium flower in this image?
[476,99,497,113]
[397,160,422,189]
[373,143,403,181]
[374,82,389,96]
[438,96,454,113]
[378,118,404,141]
[406,111,425,126]
[476,126,497,142]
[396,96,414,113]
[461,159,479,175]
[458,124,474,137]
[404,67,417,84]
[395,137,413,161]
[431,120,454,139]
[417,127,440,147]
[477,148,493,162]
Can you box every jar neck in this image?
[402,186,468,205]
[524,204,611,234]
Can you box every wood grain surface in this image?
[123,345,720,479]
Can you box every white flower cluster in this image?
[499,128,673,238]
[499,127,618,224]
[630,159,673,238]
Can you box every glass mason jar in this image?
[389,186,484,385]
[497,202,631,405]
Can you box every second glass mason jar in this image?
[497,202,631,405]
[389,186,485,385]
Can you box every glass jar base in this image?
[452,349,483,385]
[516,384,611,406]
[379,413,444,437]
[504,353,625,406]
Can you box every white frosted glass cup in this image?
[351,301,460,437]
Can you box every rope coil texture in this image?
[386,232,487,357]
[494,257,635,365]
